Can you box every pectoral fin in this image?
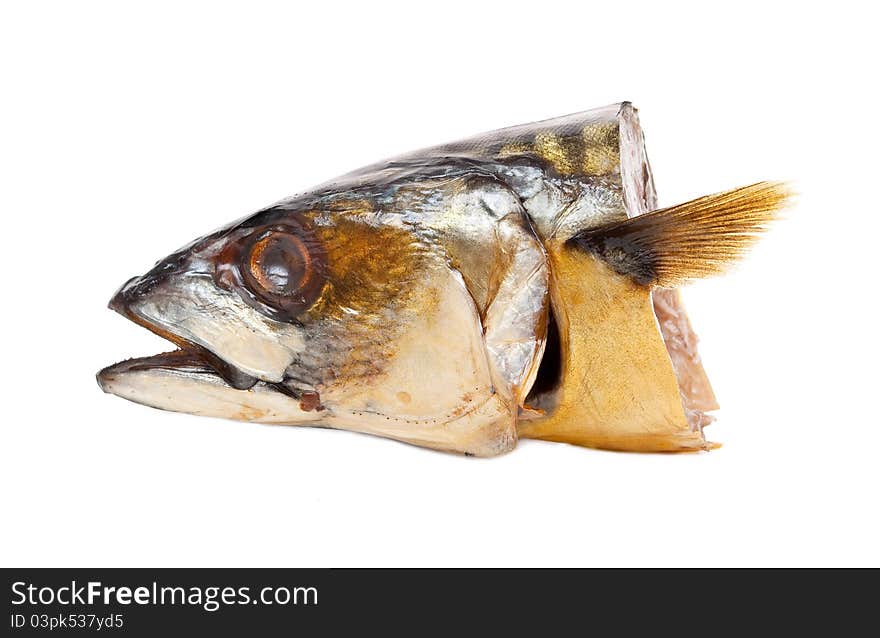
[568,182,792,287]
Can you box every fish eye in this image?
[247,232,311,297]
[215,223,326,322]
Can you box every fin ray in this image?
[568,182,792,287]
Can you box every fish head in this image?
[98,189,539,455]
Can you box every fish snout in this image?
[106,269,189,349]
[108,275,142,316]
[108,248,194,315]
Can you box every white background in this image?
[2,1,877,567]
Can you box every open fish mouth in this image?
[97,345,267,398]
[96,281,319,422]
[98,281,262,390]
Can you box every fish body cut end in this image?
[520,105,727,452]
[519,250,713,452]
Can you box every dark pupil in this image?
[255,235,306,295]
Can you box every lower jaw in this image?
[96,357,312,424]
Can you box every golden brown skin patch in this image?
[292,212,432,389]
[306,214,425,322]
